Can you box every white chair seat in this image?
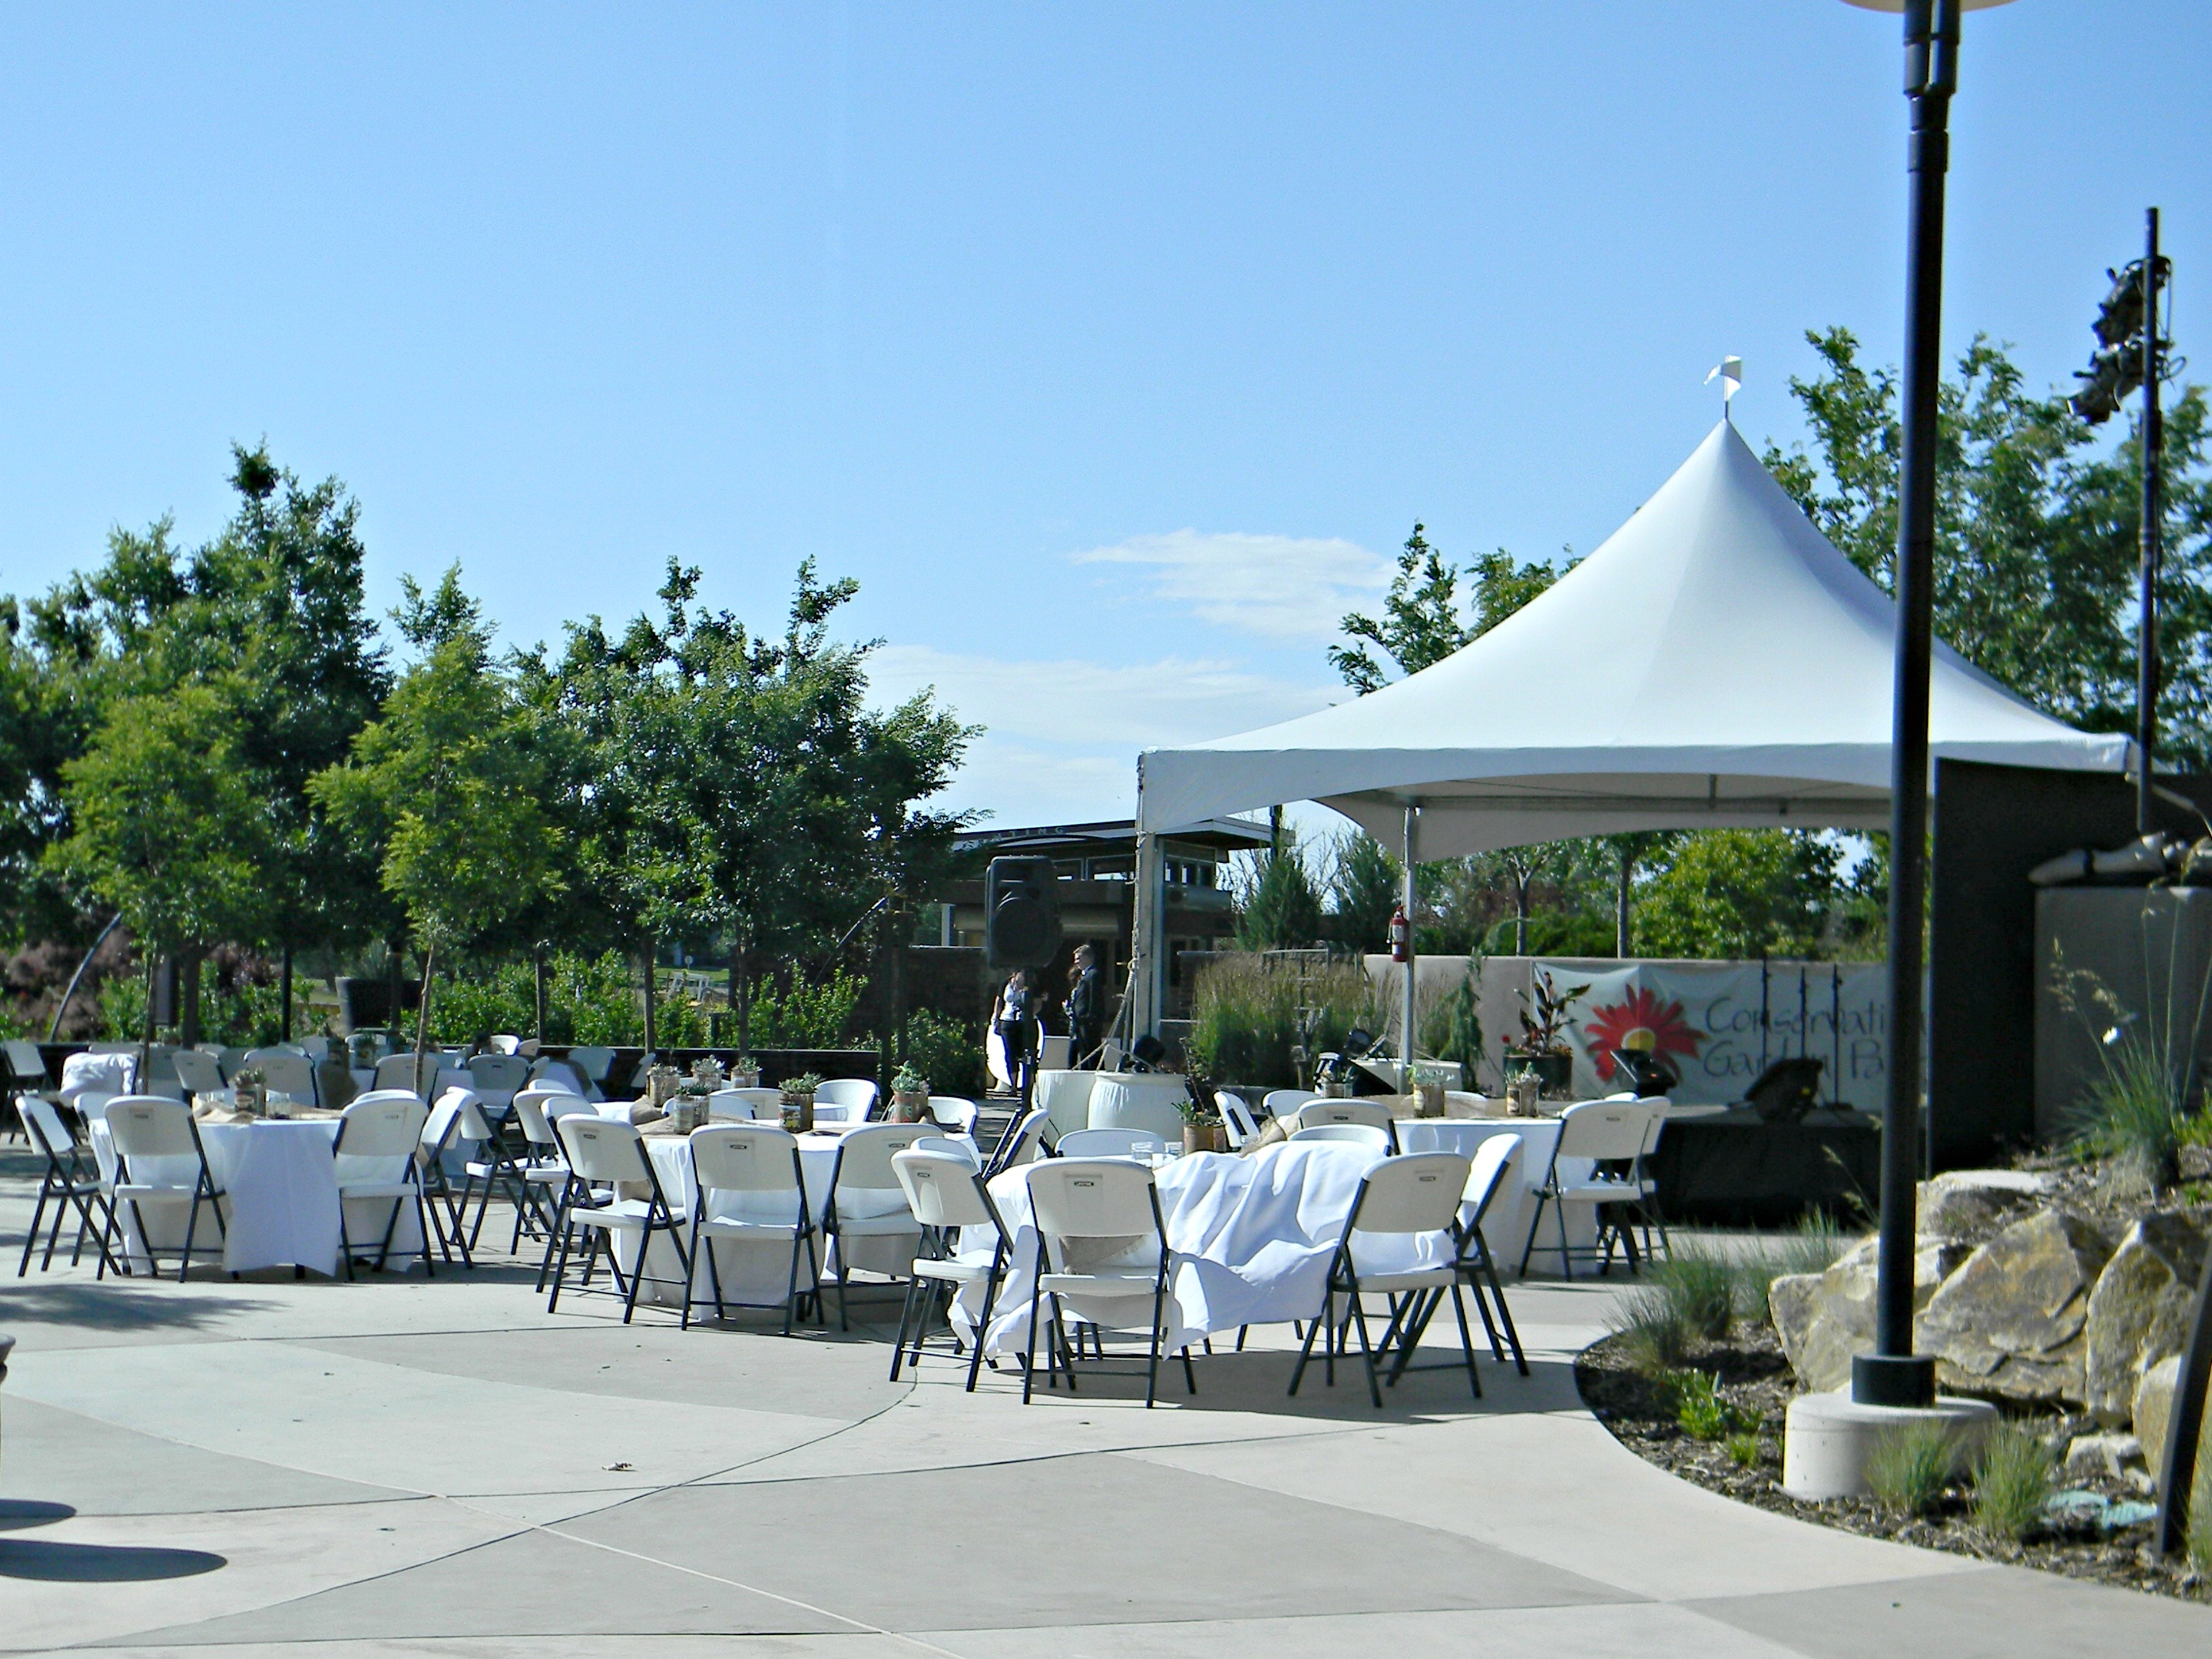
[336,1180,419,1201]
[833,1213,921,1238]
[1039,1269,1165,1297]
[521,1165,569,1184]
[697,1213,803,1239]
[571,1198,684,1232]
[1345,1267,1457,1294]
[912,1250,999,1285]
[1554,1180,1638,1202]
[113,1182,202,1201]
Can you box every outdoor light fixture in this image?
[1839,0,2016,1413]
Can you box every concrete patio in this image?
[3,1146,2209,1658]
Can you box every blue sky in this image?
[2,2,2206,830]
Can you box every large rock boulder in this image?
[1916,1170,2055,1240]
[1770,1233,1970,1393]
[2082,1211,2211,1424]
[1915,1210,2114,1403]
[2134,1354,2182,1460]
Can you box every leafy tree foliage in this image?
[1329,523,1568,693]
[1235,831,1325,950]
[1634,831,1846,961]
[1764,327,2212,764]
[1322,829,1400,952]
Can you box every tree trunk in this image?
[179,948,203,1048]
[140,949,159,1090]
[533,948,549,1040]
[641,941,657,1054]
[413,937,436,1095]
[279,945,293,1043]
[1616,848,1636,958]
[732,940,751,1052]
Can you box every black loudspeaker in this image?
[336,977,421,1035]
[986,856,1063,968]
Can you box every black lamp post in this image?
[1841,0,2015,1411]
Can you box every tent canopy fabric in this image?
[1136,421,2131,858]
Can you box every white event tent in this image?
[1124,420,2131,1036]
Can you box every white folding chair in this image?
[714,1086,784,1120]
[682,1123,820,1334]
[1455,1136,1530,1373]
[890,1148,1016,1391]
[1216,1093,1262,1150]
[546,1115,689,1323]
[813,1077,878,1123]
[1293,1098,1399,1150]
[529,1056,590,1097]
[926,1095,980,1136]
[1020,1160,1196,1408]
[16,1095,120,1278]
[562,1046,617,1099]
[1519,1099,1658,1279]
[1262,1088,1320,1121]
[915,1134,982,1165]
[456,1090,543,1253]
[1290,1151,1479,1408]
[332,1094,433,1278]
[169,1049,226,1101]
[466,1053,532,1103]
[415,1088,479,1269]
[505,1090,594,1252]
[1617,1100,1675,1267]
[1054,1128,1166,1160]
[984,1107,1052,1177]
[374,1052,441,1100]
[822,1123,931,1328]
[1290,1122,1392,1153]
[105,1096,227,1281]
[487,1034,523,1055]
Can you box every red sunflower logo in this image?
[1579,986,1704,1082]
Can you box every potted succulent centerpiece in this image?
[671,1078,714,1132]
[889,1064,929,1122]
[1504,967,1588,1100]
[730,1054,761,1089]
[779,1071,822,1134]
[231,1066,267,1118]
[1178,1081,1228,1154]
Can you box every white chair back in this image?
[563,1046,617,1089]
[530,1056,590,1095]
[830,1123,933,1192]
[420,1089,467,1156]
[1055,1127,1166,1159]
[707,1088,755,1120]
[688,1123,803,1194]
[813,1078,878,1119]
[104,1096,199,1160]
[488,1034,523,1054]
[1262,1088,1319,1118]
[375,1052,440,1098]
[4,1038,47,1085]
[245,1052,318,1104]
[892,1148,999,1231]
[1294,1098,1393,1134]
[1351,1152,1473,1235]
[467,1054,532,1095]
[1291,1122,1392,1153]
[206,1045,250,1079]
[988,1107,1052,1172]
[926,1095,979,1134]
[915,1134,982,1165]
[1555,1099,1653,1162]
[1637,1100,1672,1160]
[1216,1093,1261,1149]
[21,1095,77,1160]
[513,1091,559,1152]
[718,1086,784,1118]
[1465,1134,1521,1225]
[1025,1160,1163,1266]
[170,1049,226,1097]
[555,1114,653,1185]
[334,1095,428,1160]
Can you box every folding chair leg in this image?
[1021,1247,1047,1404]
[965,1272,1000,1393]
[1519,1192,1549,1277]
[177,1189,204,1285]
[547,1216,578,1310]
[1349,1288,1383,1408]
[1050,1295,1078,1393]
[1288,1289,1329,1396]
[890,1271,922,1378]
[1450,1284,1482,1399]
[619,1224,649,1325]
[20,1185,51,1276]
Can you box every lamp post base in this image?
[1852,1352,1938,1408]
[1783,1387,1997,1501]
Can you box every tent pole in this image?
[1131,824,1166,1044]
[1401,804,1420,1081]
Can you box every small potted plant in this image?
[1504,968,1588,1098]
[780,1071,822,1134]
[730,1054,761,1089]
[672,1077,714,1132]
[890,1064,929,1122]
[1177,1083,1227,1155]
[231,1066,267,1119]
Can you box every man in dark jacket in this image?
[1064,942,1104,1069]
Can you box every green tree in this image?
[1634,830,1844,960]
[310,569,564,1062]
[48,681,274,1059]
[1764,327,2212,764]
[1236,832,1325,950]
[1322,830,1401,953]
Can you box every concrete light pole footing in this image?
[1781,1387,1998,1500]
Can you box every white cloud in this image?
[868,644,1344,827]
[1069,529,1390,642]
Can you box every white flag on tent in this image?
[1705,355,1743,404]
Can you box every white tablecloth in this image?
[90,1119,425,1277]
[960,1141,1465,1358]
[607,1131,916,1314]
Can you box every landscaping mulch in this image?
[1575,1322,2211,1605]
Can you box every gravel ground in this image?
[1575,1323,2212,1605]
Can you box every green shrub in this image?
[2069,1034,2190,1192]
[1725,1429,1763,1468]
[902,1008,985,1098]
[1867,1420,1960,1518]
[1671,1370,1733,1441]
[1970,1421,2054,1543]
[743,968,866,1049]
[1605,1283,1692,1377]
[1186,953,1371,1088]
[1419,972,1483,1079]
[2189,1450,2212,1573]
[1651,1250,1737,1342]
[1739,1211,1847,1325]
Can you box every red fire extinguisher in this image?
[1389,904,1410,963]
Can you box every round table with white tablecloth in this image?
[1032,1069,1194,1144]
[89,1117,425,1277]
